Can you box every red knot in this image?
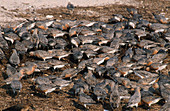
[110,83,120,108]
[78,88,96,108]
[10,80,22,94]
[127,87,141,108]
[9,49,20,66]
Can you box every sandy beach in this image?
[0,0,139,26]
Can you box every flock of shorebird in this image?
[0,5,169,110]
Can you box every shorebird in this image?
[100,46,118,54]
[79,44,101,52]
[118,85,131,100]
[34,76,52,85]
[60,68,79,79]
[51,77,71,89]
[153,13,169,24]
[134,70,158,79]
[46,28,68,38]
[84,70,98,88]
[6,64,16,77]
[137,39,157,49]
[110,83,121,108]
[141,90,162,106]
[78,35,98,45]
[150,63,167,72]
[149,51,168,63]
[106,56,118,67]
[48,38,57,48]
[93,86,107,101]
[21,40,34,50]
[0,48,5,60]
[72,47,84,62]
[106,67,120,78]
[29,50,53,61]
[116,77,132,89]
[67,1,74,10]
[127,87,141,108]
[95,66,107,77]
[19,63,37,76]
[118,66,132,77]
[95,79,111,89]
[34,61,52,72]
[14,40,28,54]
[159,78,170,103]
[97,36,110,46]
[109,14,124,23]
[138,77,159,86]
[49,49,71,60]
[59,19,77,29]
[38,32,48,48]
[79,88,96,108]
[9,49,20,66]
[92,57,109,65]
[73,79,89,95]
[4,32,20,44]
[35,20,53,30]
[4,71,24,84]
[149,23,168,33]
[71,37,81,47]
[134,29,148,41]
[78,20,97,27]
[47,59,68,69]
[134,47,147,55]
[122,55,131,64]
[0,33,9,49]
[79,29,96,36]
[52,20,67,30]
[69,27,78,37]
[127,8,138,15]
[83,49,98,58]
[31,28,39,49]
[128,20,137,29]
[36,84,58,95]
[55,37,68,49]
[10,80,22,94]
[78,59,92,71]
[160,102,170,111]
[86,63,99,71]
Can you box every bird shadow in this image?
[32,92,51,98]
[65,88,77,98]
[1,84,10,90]
[2,105,22,111]
[157,99,165,106]
[102,101,113,111]
[30,85,50,98]
[140,104,150,110]
[62,12,71,15]
[122,104,140,111]
[53,90,60,95]
[2,72,8,80]
[0,84,17,98]
[2,103,35,111]
[72,100,88,111]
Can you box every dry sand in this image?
[1,0,139,9]
[0,0,140,26]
